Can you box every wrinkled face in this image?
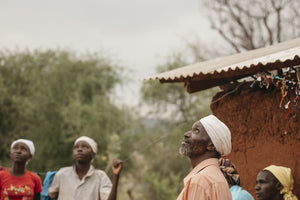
[10,142,32,163]
[73,141,94,163]
[179,121,211,158]
[255,171,280,200]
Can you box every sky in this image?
[0,0,222,107]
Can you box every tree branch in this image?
[271,0,282,42]
[224,1,255,49]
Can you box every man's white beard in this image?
[179,144,193,157]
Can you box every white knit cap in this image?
[11,139,35,156]
[199,115,232,156]
[74,136,98,154]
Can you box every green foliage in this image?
[143,171,182,200]
[141,52,219,123]
[0,49,131,172]
[139,45,220,200]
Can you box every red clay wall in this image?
[211,83,300,197]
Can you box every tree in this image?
[204,0,300,52]
[139,49,218,200]
[0,49,134,174]
[139,0,300,199]
[141,51,217,124]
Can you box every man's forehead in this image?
[12,142,29,149]
[74,140,91,147]
[192,120,202,128]
[258,171,272,180]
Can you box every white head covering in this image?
[11,139,35,156]
[74,136,98,154]
[199,115,231,156]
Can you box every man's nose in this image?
[77,146,83,151]
[15,148,22,153]
[184,130,191,138]
[255,184,260,191]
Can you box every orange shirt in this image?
[177,158,232,200]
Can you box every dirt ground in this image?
[211,82,300,197]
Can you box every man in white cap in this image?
[49,136,123,200]
[177,115,232,200]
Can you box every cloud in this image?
[0,0,219,106]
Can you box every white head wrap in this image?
[199,115,231,156]
[11,139,35,156]
[74,136,98,154]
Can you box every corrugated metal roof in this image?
[146,37,300,93]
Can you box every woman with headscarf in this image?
[219,158,254,200]
[49,136,123,200]
[0,139,42,200]
[255,165,298,200]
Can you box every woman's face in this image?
[255,170,280,200]
[10,142,32,163]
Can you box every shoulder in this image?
[192,164,224,182]
[189,166,229,191]
[190,172,212,187]
[0,168,9,174]
[93,169,109,178]
[58,166,73,172]
[56,167,72,177]
[27,171,40,178]
[230,185,242,192]
[231,185,254,200]
[50,166,73,180]
[56,166,73,175]
[92,169,112,184]
[91,168,112,188]
[0,169,8,176]
[27,171,42,182]
[0,169,9,183]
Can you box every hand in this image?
[112,158,123,176]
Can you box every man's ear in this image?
[92,152,96,158]
[207,142,216,152]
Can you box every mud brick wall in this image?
[211,83,299,197]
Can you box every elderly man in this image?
[49,136,123,200]
[177,115,232,200]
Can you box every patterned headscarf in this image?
[219,158,240,186]
[264,165,298,200]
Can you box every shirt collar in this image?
[72,165,95,179]
[183,158,219,185]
